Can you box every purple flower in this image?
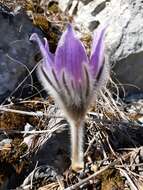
[30,24,109,171]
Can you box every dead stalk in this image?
[65,151,133,190]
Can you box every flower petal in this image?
[55,24,88,83]
[90,25,107,77]
[43,37,55,62]
[30,33,54,69]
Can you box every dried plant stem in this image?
[0,106,44,116]
[0,106,64,118]
[65,163,112,190]
[65,151,132,190]
[84,136,96,157]
[70,120,84,171]
[118,168,138,190]
[0,106,142,128]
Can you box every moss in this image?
[0,105,28,130]
[0,137,27,163]
[48,2,59,14]
[100,169,124,190]
[33,14,50,31]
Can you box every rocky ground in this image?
[0,0,143,190]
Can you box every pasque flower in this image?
[30,24,109,171]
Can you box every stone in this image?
[33,125,71,174]
[59,0,143,95]
[0,4,42,103]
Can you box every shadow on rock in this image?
[0,4,43,104]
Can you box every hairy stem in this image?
[70,120,84,171]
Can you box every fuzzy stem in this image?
[70,120,84,171]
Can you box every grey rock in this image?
[21,165,59,188]
[59,0,143,94]
[0,5,41,103]
[33,125,71,174]
[107,124,143,149]
[31,106,71,174]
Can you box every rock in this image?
[20,165,59,189]
[0,4,42,103]
[33,126,71,174]
[32,106,71,174]
[107,124,143,149]
[59,0,143,95]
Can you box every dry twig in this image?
[65,151,133,190]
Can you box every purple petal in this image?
[43,38,55,62]
[90,25,107,77]
[55,24,88,83]
[30,33,54,69]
